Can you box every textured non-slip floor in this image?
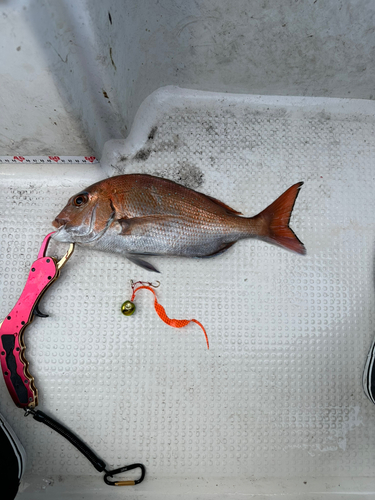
[1,92,375,497]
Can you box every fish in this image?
[52,174,306,272]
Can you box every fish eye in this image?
[73,193,89,207]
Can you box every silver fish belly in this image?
[90,217,246,257]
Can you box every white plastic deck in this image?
[1,90,375,498]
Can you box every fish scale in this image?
[113,217,240,257]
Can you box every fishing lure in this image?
[122,281,210,350]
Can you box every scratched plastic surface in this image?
[1,93,375,497]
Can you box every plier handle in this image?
[0,233,74,408]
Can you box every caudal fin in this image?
[257,182,306,255]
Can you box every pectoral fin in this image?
[126,254,160,273]
[118,215,176,235]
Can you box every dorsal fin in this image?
[205,194,243,215]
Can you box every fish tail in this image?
[254,182,306,255]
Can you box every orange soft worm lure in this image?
[121,281,209,350]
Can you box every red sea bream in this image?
[52,174,305,272]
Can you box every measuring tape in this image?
[0,156,98,164]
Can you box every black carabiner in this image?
[104,463,146,486]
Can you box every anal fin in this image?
[200,241,236,259]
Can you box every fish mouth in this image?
[52,224,72,243]
[52,204,115,245]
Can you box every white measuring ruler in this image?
[0,156,99,164]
